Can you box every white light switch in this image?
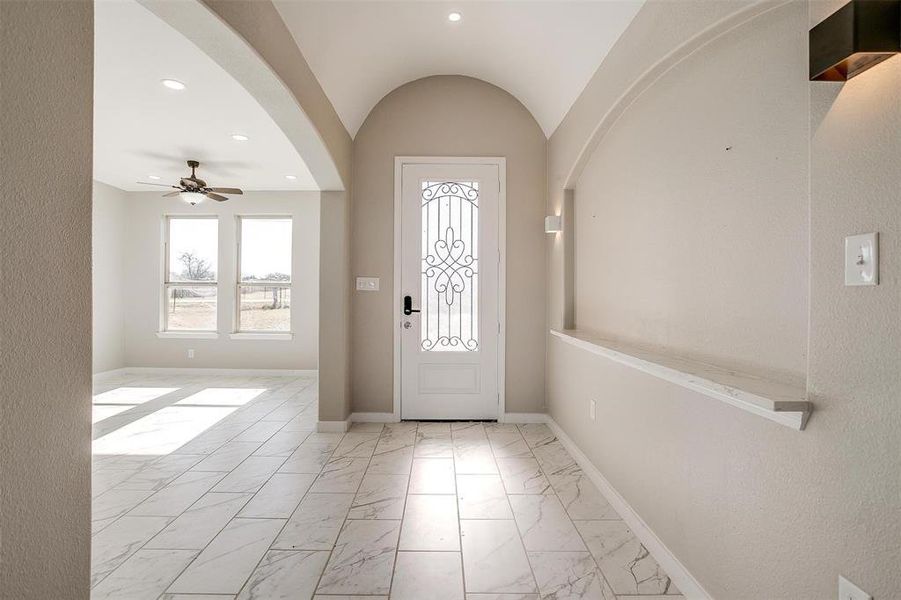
[844,233,878,286]
[356,277,380,291]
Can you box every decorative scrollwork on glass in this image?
[421,181,479,352]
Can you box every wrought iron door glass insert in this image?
[420,181,479,351]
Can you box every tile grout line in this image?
[379,422,415,599]
[487,422,541,596]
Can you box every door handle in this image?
[403,295,420,316]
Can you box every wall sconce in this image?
[810,0,900,81]
[545,215,562,233]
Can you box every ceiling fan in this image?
[137,160,243,205]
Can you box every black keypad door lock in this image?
[403,295,420,315]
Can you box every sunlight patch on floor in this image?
[92,405,236,455]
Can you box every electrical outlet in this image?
[589,399,596,421]
[839,576,872,600]
[187,349,195,359]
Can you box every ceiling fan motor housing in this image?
[183,159,206,188]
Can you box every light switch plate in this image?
[844,233,878,286]
[356,277,380,291]
[839,575,871,600]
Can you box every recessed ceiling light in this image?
[147,175,161,180]
[285,175,297,180]
[160,79,186,91]
[230,133,250,142]
[448,11,462,22]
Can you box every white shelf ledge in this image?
[156,331,219,340]
[550,329,811,431]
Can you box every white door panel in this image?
[400,162,501,420]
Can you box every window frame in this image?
[234,215,293,335]
[161,214,220,334]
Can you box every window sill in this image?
[156,331,220,340]
[550,329,811,431]
[229,332,294,341]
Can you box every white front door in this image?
[399,161,502,420]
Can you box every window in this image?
[237,217,292,332]
[421,181,479,351]
[164,217,218,331]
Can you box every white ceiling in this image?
[94,0,318,192]
[273,0,644,137]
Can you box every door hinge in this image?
[497,321,501,334]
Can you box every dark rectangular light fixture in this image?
[810,0,900,81]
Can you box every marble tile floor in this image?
[91,373,683,600]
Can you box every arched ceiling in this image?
[273,1,644,138]
[94,0,333,191]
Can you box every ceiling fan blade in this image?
[162,191,180,197]
[137,181,177,188]
[205,192,229,202]
[208,187,243,195]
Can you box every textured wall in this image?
[547,0,757,330]
[573,2,808,380]
[122,191,320,370]
[319,190,352,420]
[351,76,548,415]
[93,181,127,374]
[0,1,94,597]
[547,1,901,598]
[807,1,901,598]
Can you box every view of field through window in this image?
[166,217,218,331]
[239,217,292,332]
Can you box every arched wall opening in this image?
[350,75,548,417]
[139,0,354,423]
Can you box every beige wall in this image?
[807,0,901,595]
[0,1,94,597]
[351,75,548,415]
[121,191,320,370]
[574,3,808,380]
[319,190,353,420]
[547,0,761,330]
[93,181,127,374]
[547,1,901,598]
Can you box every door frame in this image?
[393,156,506,422]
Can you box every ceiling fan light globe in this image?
[179,191,203,205]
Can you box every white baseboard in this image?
[545,417,711,600]
[500,412,549,424]
[350,412,400,423]
[317,420,350,433]
[99,367,316,377]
